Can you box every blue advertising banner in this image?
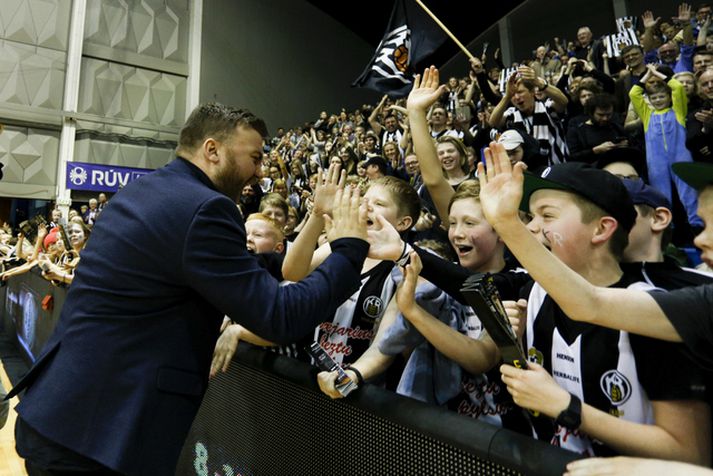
[66,161,153,192]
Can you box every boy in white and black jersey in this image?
[477,153,710,464]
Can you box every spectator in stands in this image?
[259,193,289,234]
[645,4,695,73]
[404,153,422,190]
[567,93,633,164]
[531,45,561,82]
[48,208,61,228]
[363,156,387,181]
[675,71,701,110]
[97,193,108,212]
[245,213,285,254]
[573,26,605,70]
[496,128,549,171]
[369,96,404,147]
[615,45,647,112]
[630,64,703,230]
[82,199,99,226]
[686,67,713,162]
[489,65,569,165]
[693,46,713,73]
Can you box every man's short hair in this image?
[177,103,268,154]
[620,44,643,57]
[570,194,630,260]
[585,93,616,116]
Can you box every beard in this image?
[213,154,249,202]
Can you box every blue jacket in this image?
[10,158,368,475]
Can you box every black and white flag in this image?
[353,0,446,97]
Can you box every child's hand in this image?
[312,164,345,217]
[396,251,422,317]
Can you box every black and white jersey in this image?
[314,260,397,366]
[381,128,404,148]
[621,261,713,402]
[524,279,655,456]
[504,99,569,165]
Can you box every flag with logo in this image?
[352,0,447,97]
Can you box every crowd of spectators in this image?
[4,2,713,472]
[0,192,107,285]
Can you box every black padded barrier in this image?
[0,275,580,475]
[176,346,581,476]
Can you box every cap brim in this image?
[673,162,713,191]
[520,171,571,212]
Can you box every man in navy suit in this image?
[8,103,372,475]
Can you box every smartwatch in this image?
[555,393,582,430]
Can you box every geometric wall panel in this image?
[84,0,188,63]
[73,136,175,170]
[0,125,59,187]
[78,58,186,127]
[0,0,71,51]
[0,40,66,110]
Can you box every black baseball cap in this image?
[521,162,636,232]
[594,147,647,179]
[621,178,671,210]
[673,162,713,191]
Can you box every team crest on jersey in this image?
[600,370,632,405]
[528,347,544,365]
[363,296,384,318]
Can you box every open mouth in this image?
[455,244,473,255]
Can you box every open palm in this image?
[477,143,527,228]
[406,66,446,112]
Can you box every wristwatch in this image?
[555,393,582,430]
[539,79,549,90]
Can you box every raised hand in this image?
[366,213,404,261]
[504,72,519,98]
[312,163,346,217]
[406,66,446,113]
[641,10,660,29]
[395,251,422,317]
[470,56,485,75]
[324,186,368,242]
[477,142,527,229]
[677,2,692,23]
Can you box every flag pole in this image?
[412,0,475,60]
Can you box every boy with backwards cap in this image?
[476,144,713,472]
[482,160,707,461]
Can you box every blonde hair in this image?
[246,213,285,242]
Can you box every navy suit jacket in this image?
[10,158,368,475]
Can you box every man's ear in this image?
[591,216,619,246]
[202,138,220,164]
[651,207,673,232]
